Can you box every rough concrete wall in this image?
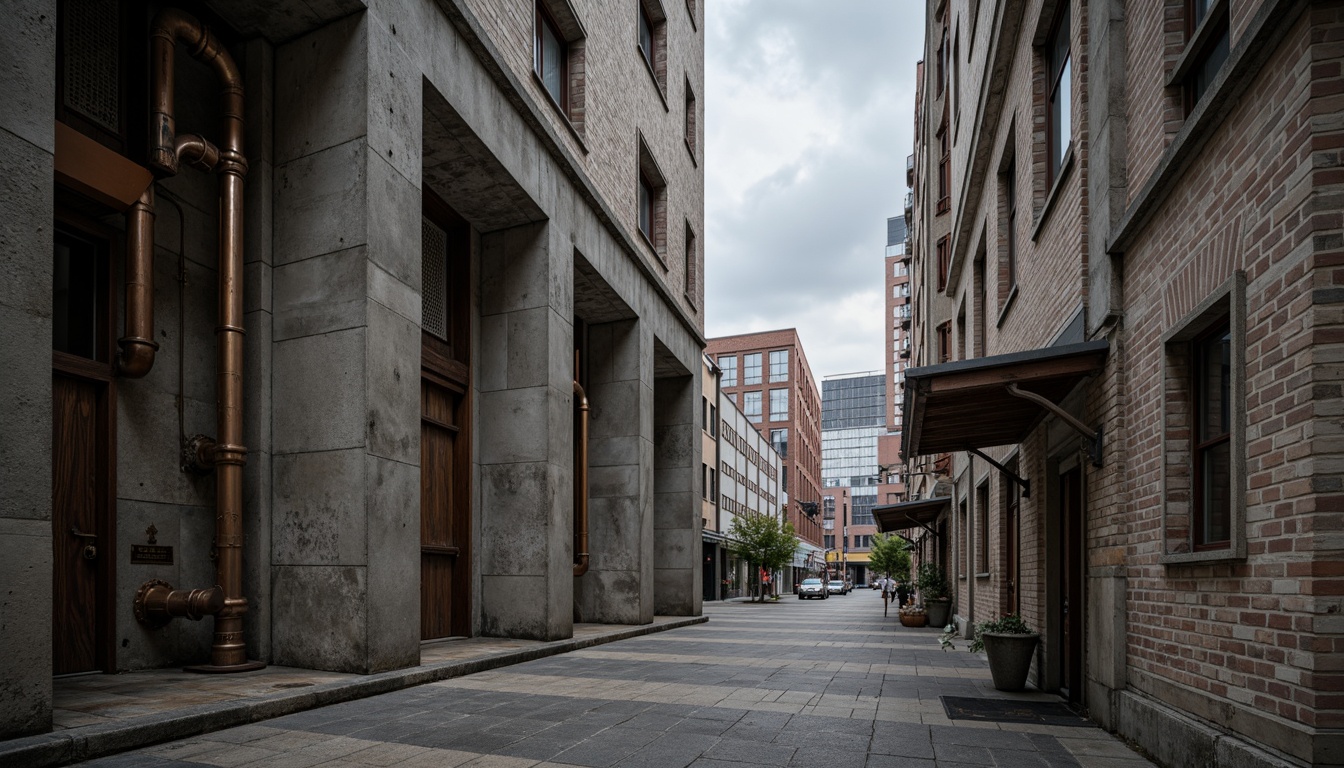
[478,222,576,640]
[270,11,422,674]
[654,370,700,615]
[577,319,654,624]
[0,0,55,738]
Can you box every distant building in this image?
[706,330,824,568]
[884,215,912,435]
[821,372,885,584]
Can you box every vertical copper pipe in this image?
[147,8,259,672]
[573,350,590,576]
[117,186,160,377]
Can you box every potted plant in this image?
[969,613,1040,691]
[915,563,951,627]
[897,598,927,627]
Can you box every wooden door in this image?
[1059,466,1084,702]
[51,220,114,675]
[419,196,472,640]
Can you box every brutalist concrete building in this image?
[0,0,705,737]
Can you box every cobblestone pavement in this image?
[74,592,1157,767]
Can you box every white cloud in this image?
[705,0,924,380]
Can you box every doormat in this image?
[940,696,1093,727]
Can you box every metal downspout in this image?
[573,351,590,576]
[131,8,261,672]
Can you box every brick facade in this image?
[907,0,1344,765]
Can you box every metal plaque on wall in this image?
[130,545,173,565]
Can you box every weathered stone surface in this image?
[271,565,369,672]
[273,245,368,341]
[366,454,420,671]
[0,517,52,737]
[365,300,419,465]
[480,462,553,578]
[275,139,369,266]
[272,448,367,566]
[272,328,366,455]
[274,13,367,167]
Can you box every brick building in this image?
[1,0,704,738]
[895,1,1344,766]
[706,330,824,553]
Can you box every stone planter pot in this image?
[981,632,1040,691]
[899,613,927,627]
[925,598,951,628]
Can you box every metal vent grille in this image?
[422,216,448,341]
[63,0,121,133]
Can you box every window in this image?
[936,321,952,364]
[769,350,789,382]
[769,388,788,421]
[936,25,948,95]
[744,353,763,384]
[701,396,709,431]
[1046,2,1072,184]
[710,404,717,436]
[1002,156,1017,302]
[637,0,667,92]
[743,391,762,422]
[1181,0,1229,113]
[1162,272,1245,562]
[824,534,835,550]
[937,116,950,214]
[976,482,989,573]
[1193,320,1231,549]
[533,2,586,131]
[701,463,709,499]
[719,355,737,386]
[684,222,697,307]
[771,428,788,459]
[936,235,950,292]
[534,5,567,109]
[684,80,697,156]
[637,137,667,257]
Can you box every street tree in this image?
[727,512,797,602]
[868,533,912,614]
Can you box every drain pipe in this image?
[116,187,160,377]
[573,351,590,576]
[131,7,261,673]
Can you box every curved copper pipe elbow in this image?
[573,378,590,577]
[117,186,159,378]
[175,134,220,172]
[150,8,244,177]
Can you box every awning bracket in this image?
[1005,383,1103,467]
[904,515,938,539]
[966,447,1030,498]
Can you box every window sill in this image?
[530,71,589,154]
[1160,548,1244,566]
[1030,143,1075,242]
[637,45,670,112]
[1166,0,1229,87]
[638,227,668,270]
[974,571,991,580]
[996,284,1018,329]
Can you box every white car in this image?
[797,578,828,599]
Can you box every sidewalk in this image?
[1,616,707,768]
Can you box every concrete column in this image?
[0,0,55,738]
[270,11,421,673]
[478,222,576,640]
[577,319,654,624]
[654,368,702,616]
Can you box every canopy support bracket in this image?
[966,447,1030,498]
[1005,383,1103,467]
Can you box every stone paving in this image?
[71,592,1158,767]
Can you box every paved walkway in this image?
[56,590,1158,768]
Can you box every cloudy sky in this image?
[704,1,926,380]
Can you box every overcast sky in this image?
[704,0,926,381]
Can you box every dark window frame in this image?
[534,2,569,112]
[1192,316,1232,551]
[1181,0,1230,114]
[936,235,950,292]
[1045,2,1072,186]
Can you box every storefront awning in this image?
[873,496,951,534]
[901,340,1109,461]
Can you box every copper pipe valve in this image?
[134,579,225,629]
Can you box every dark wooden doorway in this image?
[52,218,116,676]
[1058,465,1084,703]
[420,194,472,640]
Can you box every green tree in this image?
[727,512,797,602]
[868,533,911,583]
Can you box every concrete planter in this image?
[982,632,1040,691]
[925,598,951,627]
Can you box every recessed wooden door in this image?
[51,221,114,676]
[420,196,472,640]
[1059,466,1084,703]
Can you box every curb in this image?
[0,615,708,768]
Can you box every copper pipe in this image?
[117,186,160,378]
[573,351,590,577]
[135,8,259,672]
[134,580,224,628]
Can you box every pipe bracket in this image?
[182,434,217,475]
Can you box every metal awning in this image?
[873,496,950,534]
[901,340,1109,463]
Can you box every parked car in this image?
[798,578,828,599]
[827,578,847,595]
